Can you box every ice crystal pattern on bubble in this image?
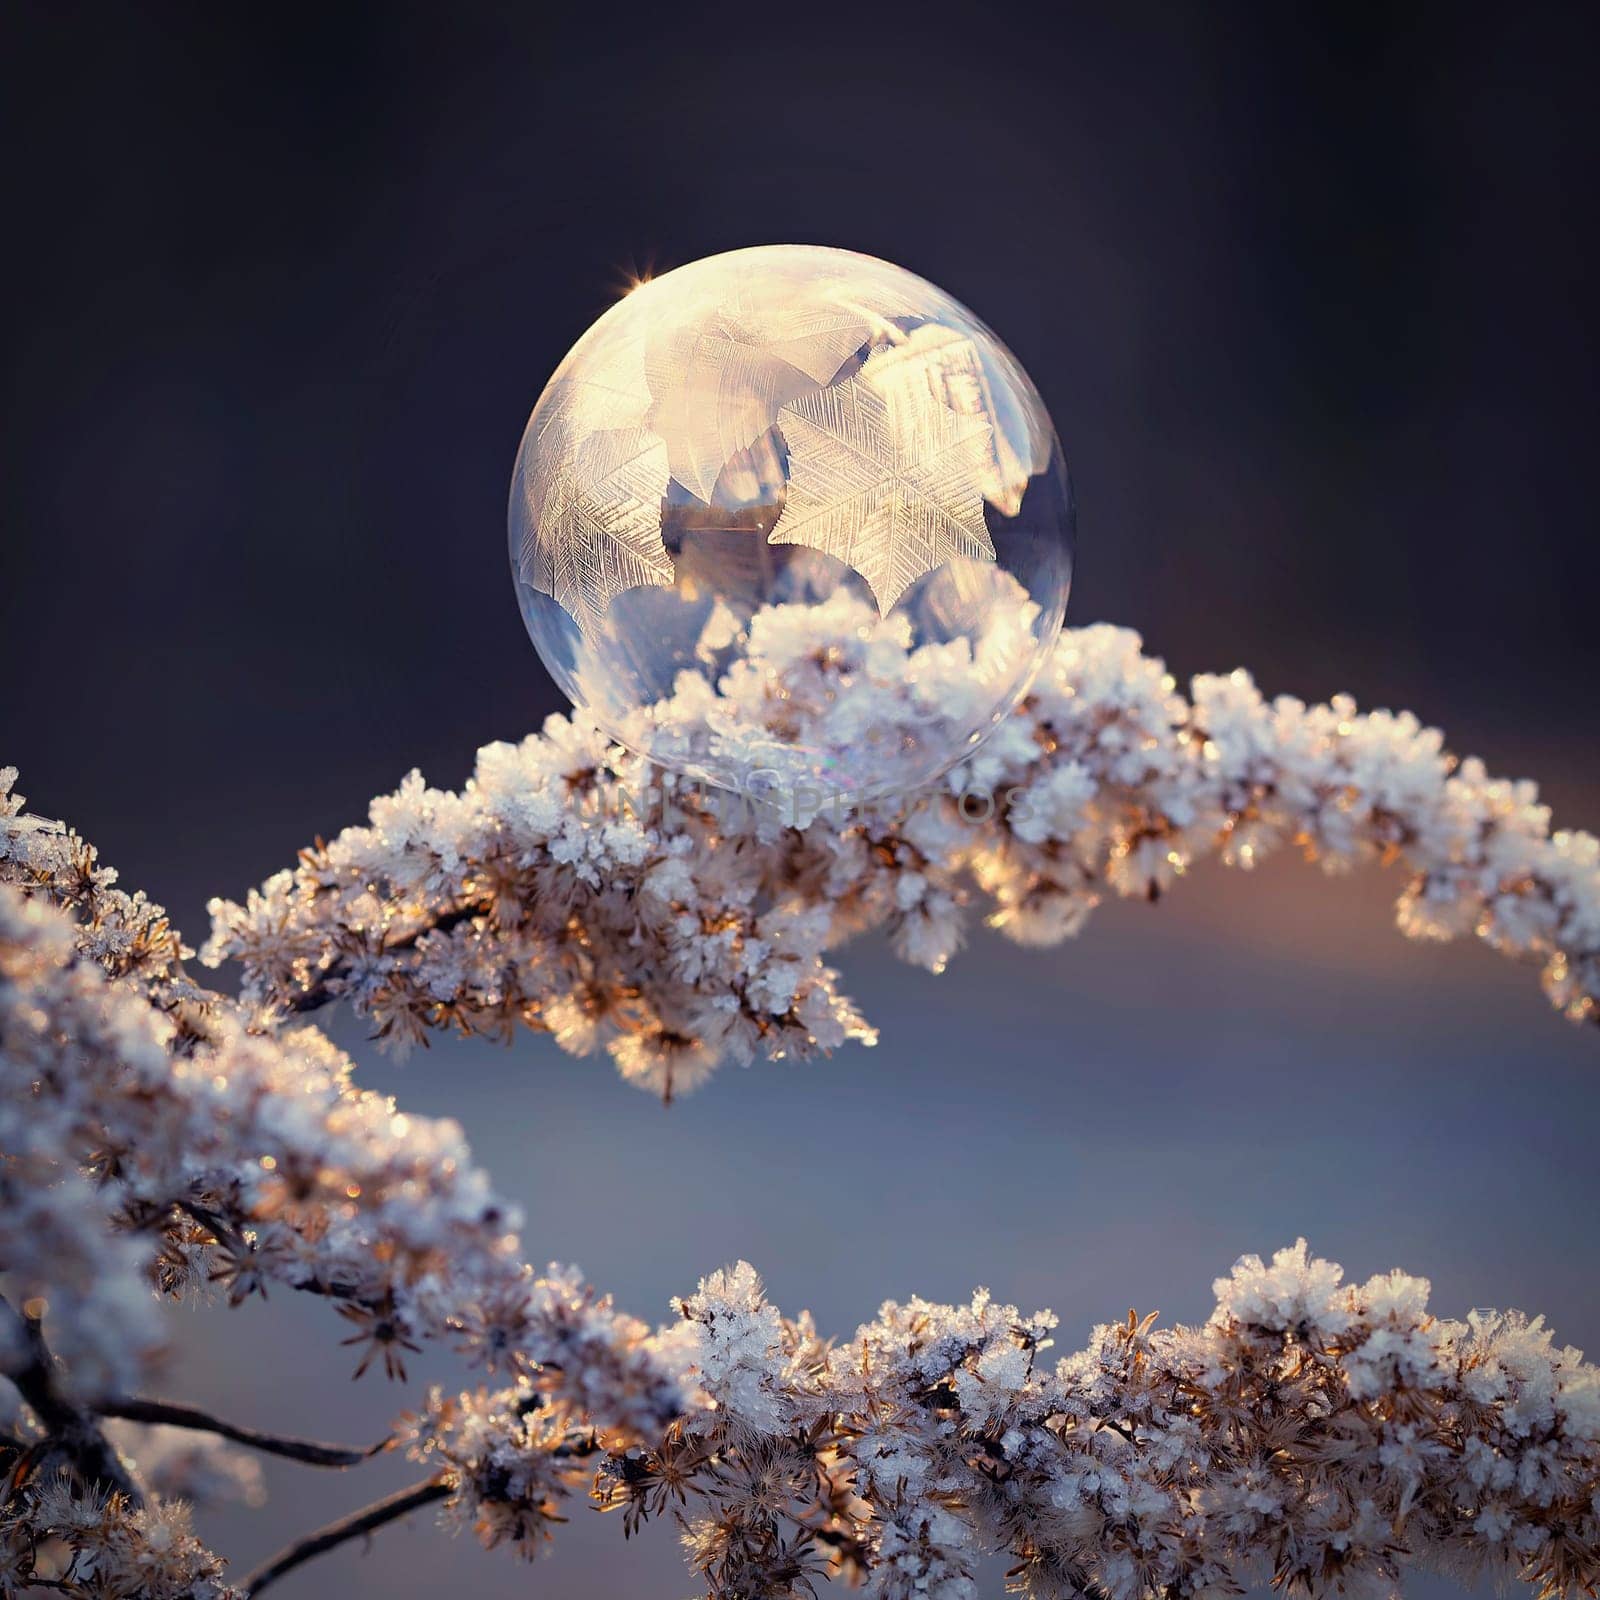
[771,349,997,614]
[643,280,878,503]
[514,420,672,641]
[514,253,1023,640]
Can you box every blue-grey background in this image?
[3,4,1597,1596]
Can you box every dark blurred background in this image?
[3,4,1597,1597]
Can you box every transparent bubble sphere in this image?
[509,244,1074,801]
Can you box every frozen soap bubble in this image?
[509,244,1074,802]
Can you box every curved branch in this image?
[202,621,1600,1101]
[239,1477,450,1597]
[2,770,1599,1597]
[96,1397,389,1468]
[0,883,689,1440]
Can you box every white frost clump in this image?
[675,1263,790,1436]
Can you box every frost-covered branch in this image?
[0,776,690,1433]
[408,1245,1600,1600]
[3,609,1598,1598]
[201,613,1599,1100]
[0,778,690,1595]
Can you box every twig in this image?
[0,1296,140,1503]
[96,1397,389,1468]
[239,1477,450,1596]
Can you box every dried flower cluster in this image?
[0,770,686,1594]
[2,606,1596,1598]
[389,1246,1600,1600]
[205,607,1600,1100]
[0,774,686,1433]
[0,1476,235,1600]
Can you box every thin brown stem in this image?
[239,1477,450,1596]
[95,1397,389,1468]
